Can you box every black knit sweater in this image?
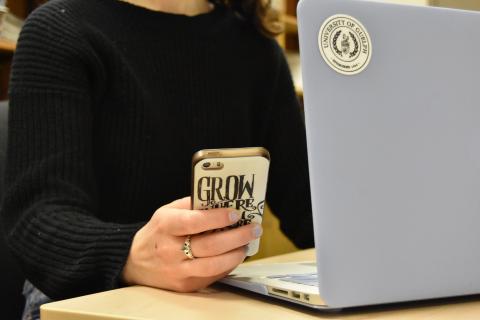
[1,0,313,300]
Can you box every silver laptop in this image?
[221,0,480,309]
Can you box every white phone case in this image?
[191,148,270,256]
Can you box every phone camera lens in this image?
[203,162,211,168]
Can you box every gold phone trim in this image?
[190,147,270,210]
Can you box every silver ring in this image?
[182,235,195,259]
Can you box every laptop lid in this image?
[299,0,480,309]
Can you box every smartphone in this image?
[191,147,270,256]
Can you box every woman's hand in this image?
[121,197,263,292]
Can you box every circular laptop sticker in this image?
[318,14,372,75]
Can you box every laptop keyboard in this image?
[267,273,319,287]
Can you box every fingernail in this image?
[229,211,240,223]
[252,224,263,238]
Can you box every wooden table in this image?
[41,249,480,319]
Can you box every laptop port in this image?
[304,294,310,301]
[271,288,289,296]
[291,292,301,299]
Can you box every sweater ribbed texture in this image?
[0,0,313,300]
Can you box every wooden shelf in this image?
[286,51,302,97]
[6,0,29,19]
[0,39,16,54]
[283,14,297,34]
[0,0,32,100]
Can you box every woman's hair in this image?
[210,0,283,37]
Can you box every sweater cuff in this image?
[99,222,145,290]
[7,206,146,298]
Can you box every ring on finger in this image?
[182,235,196,260]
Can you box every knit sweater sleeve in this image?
[1,6,143,299]
[264,44,314,249]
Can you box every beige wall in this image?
[379,0,480,10]
[379,0,428,5]
[432,0,480,11]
